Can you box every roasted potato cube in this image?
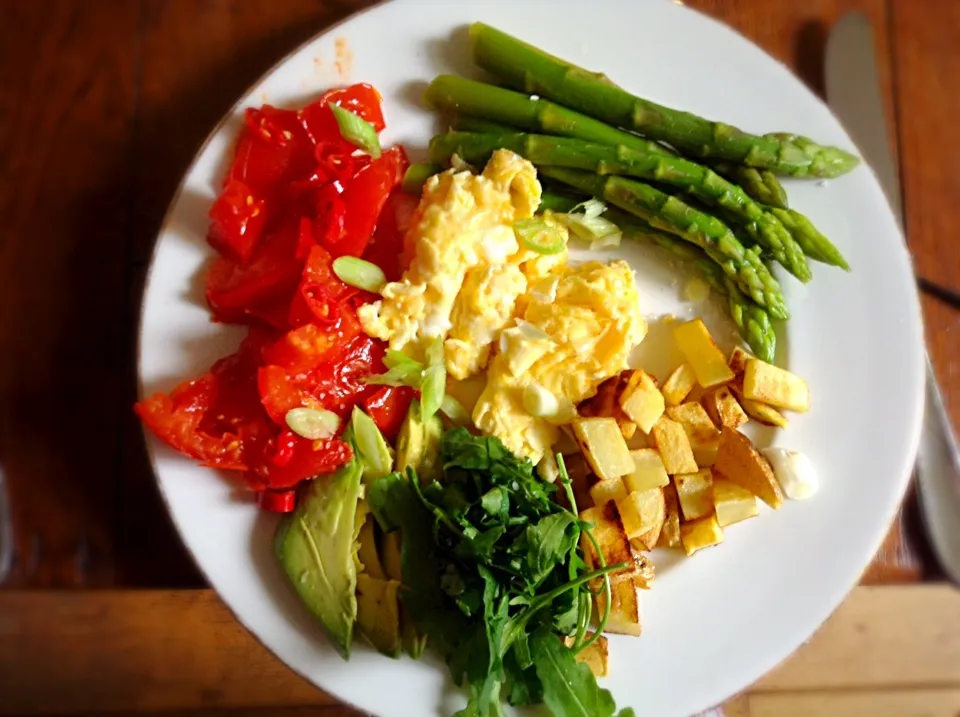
[680,513,724,556]
[589,477,628,507]
[730,384,790,428]
[573,417,635,481]
[674,468,714,521]
[728,346,754,376]
[673,319,736,388]
[636,492,665,550]
[650,416,698,474]
[616,488,665,543]
[578,373,636,442]
[623,448,670,493]
[618,420,638,440]
[562,452,598,509]
[579,503,633,579]
[617,370,665,433]
[702,385,750,430]
[713,478,759,527]
[596,579,642,636]
[661,363,698,406]
[658,483,682,548]
[713,427,784,509]
[666,402,720,467]
[564,633,609,677]
[743,359,810,413]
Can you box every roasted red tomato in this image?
[207,179,268,263]
[257,364,322,425]
[230,105,314,195]
[298,83,386,149]
[363,188,416,282]
[362,386,415,442]
[253,435,354,489]
[318,146,408,258]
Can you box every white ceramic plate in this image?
[138,1,925,715]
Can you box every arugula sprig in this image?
[370,428,634,717]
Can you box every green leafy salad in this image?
[275,404,635,717]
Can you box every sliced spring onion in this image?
[350,406,394,478]
[512,217,566,255]
[569,198,607,219]
[332,256,387,294]
[285,407,340,440]
[402,163,441,194]
[363,350,424,388]
[440,394,471,427]
[420,337,446,420]
[558,212,622,248]
[328,103,381,158]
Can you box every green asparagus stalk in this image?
[712,163,789,209]
[425,74,674,157]
[450,115,517,134]
[535,191,777,360]
[770,207,850,270]
[429,131,811,282]
[401,162,442,194]
[469,23,860,178]
[537,166,789,319]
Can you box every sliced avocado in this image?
[395,399,444,483]
[356,574,402,657]
[351,406,394,482]
[356,515,386,580]
[275,455,364,659]
[380,529,427,658]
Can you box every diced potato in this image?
[743,359,810,412]
[616,488,665,544]
[691,434,719,467]
[564,633,609,677]
[658,483,681,548]
[618,419,638,440]
[590,477,628,507]
[713,427,784,509]
[666,402,720,443]
[573,417,635,481]
[680,513,724,556]
[617,370,665,434]
[578,374,622,419]
[674,468,714,521]
[650,416,698,474]
[673,319,736,388]
[596,579,642,636]
[622,449,670,493]
[702,385,750,430]
[357,516,386,580]
[713,478,760,527]
[730,384,790,428]
[636,491,665,550]
[728,346,754,376]
[579,503,633,580]
[661,363,698,406]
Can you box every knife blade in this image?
[825,12,960,585]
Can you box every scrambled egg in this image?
[358,149,647,475]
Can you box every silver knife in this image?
[0,463,11,583]
[826,12,960,584]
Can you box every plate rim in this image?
[136,1,926,715]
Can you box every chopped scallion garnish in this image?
[328,103,381,158]
[332,256,387,294]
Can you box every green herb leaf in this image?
[531,628,620,717]
[522,513,579,587]
[328,102,381,158]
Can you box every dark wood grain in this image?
[0,0,140,587]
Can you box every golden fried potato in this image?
[713,427,784,509]
[713,478,759,527]
[618,369,666,434]
[596,579,642,636]
[661,363,698,406]
[673,319,735,388]
[564,633,609,676]
[622,448,670,493]
[728,346,754,376]
[579,503,633,579]
[573,417,635,481]
[650,416,698,474]
[589,477,628,507]
[702,385,750,430]
[658,483,682,548]
[616,488,665,547]
[666,402,721,468]
[743,359,810,413]
[730,384,790,428]
[674,468,714,521]
[680,513,724,556]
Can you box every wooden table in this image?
[0,0,957,714]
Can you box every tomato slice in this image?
[206,217,303,320]
[362,188,416,282]
[288,245,356,327]
[253,435,354,489]
[230,106,314,195]
[298,83,386,149]
[258,364,322,425]
[320,146,409,258]
[362,386,415,442]
[207,179,268,263]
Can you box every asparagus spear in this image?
[425,74,674,156]
[537,166,789,319]
[770,207,850,270]
[401,162,441,194]
[430,131,811,282]
[536,191,777,360]
[469,22,860,178]
[712,163,789,209]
